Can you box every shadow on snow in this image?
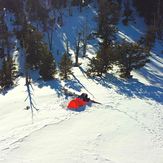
[93,74,163,104]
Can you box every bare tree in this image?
[65,38,69,55]
[25,68,39,122]
[67,1,73,16]
[75,32,81,66]
[42,10,55,51]
[57,8,64,26]
[22,25,38,122]
[81,20,89,57]
[47,14,55,51]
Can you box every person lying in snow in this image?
[67,93,101,110]
[78,93,90,102]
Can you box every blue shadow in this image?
[92,74,163,104]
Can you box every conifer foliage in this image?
[98,0,120,44]
[0,56,17,89]
[133,0,163,40]
[122,0,132,25]
[144,26,156,51]
[39,44,56,80]
[87,42,113,77]
[117,42,150,78]
[59,53,73,80]
[16,23,57,80]
[17,24,43,69]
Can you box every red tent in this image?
[67,98,87,110]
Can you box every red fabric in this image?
[67,98,87,109]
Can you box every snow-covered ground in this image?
[0,3,163,163]
[0,65,163,163]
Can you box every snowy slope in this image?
[0,3,163,163]
[0,66,163,163]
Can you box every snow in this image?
[0,2,163,163]
[2,108,163,163]
[0,65,163,163]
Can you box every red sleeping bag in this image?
[67,98,87,109]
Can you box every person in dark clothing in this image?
[67,92,102,110]
[78,93,90,102]
[78,93,102,104]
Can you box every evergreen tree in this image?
[0,57,17,89]
[59,53,73,80]
[122,0,132,25]
[133,0,163,40]
[26,0,48,24]
[117,42,150,78]
[98,0,120,44]
[0,16,9,58]
[17,23,43,69]
[26,30,43,68]
[87,42,113,77]
[39,44,56,80]
[144,26,156,51]
[87,57,104,77]
[17,23,56,81]
[51,0,67,9]
[72,0,91,11]
[0,0,23,15]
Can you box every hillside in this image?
[0,1,163,163]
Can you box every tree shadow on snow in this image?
[34,78,63,97]
[93,74,163,104]
[139,66,163,88]
[64,78,83,93]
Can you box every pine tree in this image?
[51,0,67,9]
[87,42,113,77]
[144,26,156,51]
[59,53,73,80]
[39,44,56,80]
[133,0,158,24]
[0,56,17,89]
[0,16,9,58]
[122,0,132,25]
[17,23,44,69]
[87,57,104,77]
[26,30,43,68]
[26,0,48,24]
[98,0,120,45]
[0,0,23,15]
[117,42,150,78]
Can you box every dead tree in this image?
[75,32,81,66]
[81,21,89,57]
[25,68,39,122]
[23,30,38,122]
